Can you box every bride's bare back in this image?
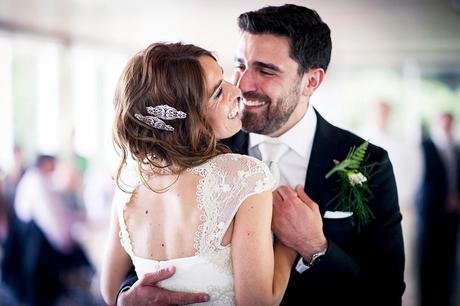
[124,169,233,261]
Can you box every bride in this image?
[100,42,296,305]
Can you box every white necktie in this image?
[258,142,289,186]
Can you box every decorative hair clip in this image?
[135,104,187,132]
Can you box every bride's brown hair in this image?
[113,42,230,190]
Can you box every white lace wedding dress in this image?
[113,153,275,305]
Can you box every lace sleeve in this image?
[211,154,276,247]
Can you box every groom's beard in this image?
[241,79,301,135]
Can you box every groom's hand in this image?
[118,266,209,306]
[272,185,327,260]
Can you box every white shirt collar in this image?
[249,104,317,160]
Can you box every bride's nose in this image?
[229,83,242,102]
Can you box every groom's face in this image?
[233,33,304,136]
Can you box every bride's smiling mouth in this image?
[227,104,241,120]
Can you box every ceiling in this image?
[1,0,460,72]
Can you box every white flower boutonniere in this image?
[347,172,367,186]
[325,141,375,229]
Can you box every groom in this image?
[117,4,405,306]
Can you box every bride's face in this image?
[199,56,242,139]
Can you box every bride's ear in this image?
[301,68,325,97]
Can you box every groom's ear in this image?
[301,68,325,97]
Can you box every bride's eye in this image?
[213,87,223,100]
[215,88,223,98]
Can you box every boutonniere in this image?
[325,141,375,229]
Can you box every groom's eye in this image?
[259,68,276,76]
[234,64,245,71]
[261,71,274,76]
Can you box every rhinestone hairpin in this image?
[135,104,187,132]
[146,105,187,120]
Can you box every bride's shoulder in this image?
[213,153,271,174]
[213,154,275,193]
[214,153,265,166]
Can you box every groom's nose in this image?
[231,70,240,86]
[234,69,257,93]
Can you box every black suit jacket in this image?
[417,137,460,219]
[119,110,405,306]
[416,137,459,304]
[223,110,405,306]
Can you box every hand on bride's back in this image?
[118,266,210,306]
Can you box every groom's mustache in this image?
[242,91,271,103]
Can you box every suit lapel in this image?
[222,130,249,155]
[305,110,346,215]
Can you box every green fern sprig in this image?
[324,141,375,229]
[325,141,369,178]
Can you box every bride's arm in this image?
[272,240,297,305]
[100,201,132,305]
[232,191,296,306]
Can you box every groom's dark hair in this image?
[238,4,332,75]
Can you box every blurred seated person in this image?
[14,154,92,305]
[15,154,87,253]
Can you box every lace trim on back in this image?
[118,214,134,257]
[114,162,139,258]
[114,154,275,259]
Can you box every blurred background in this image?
[0,0,459,305]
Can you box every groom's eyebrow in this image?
[234,57,283,73]
[254,61,283,73]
